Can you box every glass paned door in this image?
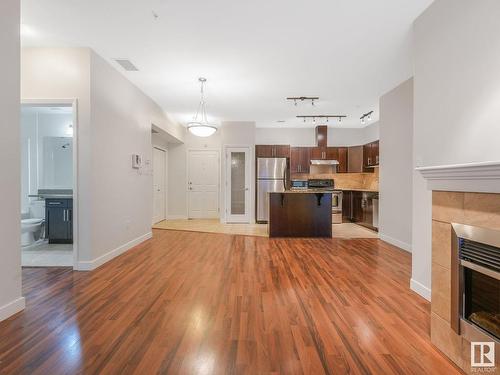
[226,147,251,223]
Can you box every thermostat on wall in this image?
[132,154,142,169]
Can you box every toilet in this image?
[21,200,46,247]
[21,218,45,246]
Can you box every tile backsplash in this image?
[291,168,379,191]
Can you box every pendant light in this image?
[187,77,217,137]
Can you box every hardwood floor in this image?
[0,230,462,374]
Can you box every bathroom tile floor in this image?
[22,241,73,267]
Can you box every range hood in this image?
[310,159,339,165]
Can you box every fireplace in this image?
[452,223,500,343]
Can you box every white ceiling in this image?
[21,0,433,128]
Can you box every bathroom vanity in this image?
[45,198,73,244]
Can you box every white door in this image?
[152,147,167,224]
[188,150,219,219]
[226,147,251,223]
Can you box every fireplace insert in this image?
[452,223,500,341]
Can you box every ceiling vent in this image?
[113,59,139,72]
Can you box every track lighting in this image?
[360,111,373,124]
[296,115,347,124]
[287,97,319,107]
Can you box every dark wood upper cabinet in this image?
[274,145,290,158]
[255,145,274,158]
[290,147,310,174]
[315,126,328,148]
[372,140,379,165]
[337,147,348,173]
[326,147,338,160]
[348,146,364,173]
[363,140,379,171]
[309,147,325,160]
[256,145,290,158]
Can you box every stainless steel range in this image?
[307,179,343,224]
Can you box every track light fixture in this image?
[287,96,319,106]
[296,115,347,124]
[360,111,374,124]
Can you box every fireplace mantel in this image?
[417,161,500,193]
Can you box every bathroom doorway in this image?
[20,100,78,267]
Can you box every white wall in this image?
[88,51,177,264]
[21,47,184,268]
[412,0,500,300]
[167,122,258,221]
[255,123,379,147]
[379,78,413,252]
[0,0,25,321]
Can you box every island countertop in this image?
[278,190,334,194]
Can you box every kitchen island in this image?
[268,191,332,238]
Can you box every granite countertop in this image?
[336,188,379,193]
[273,190,333,194]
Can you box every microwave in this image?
[290,179,308,190]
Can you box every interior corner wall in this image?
[412,0,500,300]
[21,47,93,264]
[379,78,413,252]
[21,47,182,268]
[0,0,25,321]
[89,50,176,262]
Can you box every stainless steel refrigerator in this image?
[256,157,287,222]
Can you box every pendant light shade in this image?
[187,77,218,137]
[187,122,217,137]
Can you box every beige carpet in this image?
[153,219,378,239]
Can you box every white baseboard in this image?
[75,232,152,271]
[0,297,26,322]
[379,233,412,252]
[166,214,188,220]
[410,278,431,301]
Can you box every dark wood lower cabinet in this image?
[46,198,73,244]
[269,192,332,237]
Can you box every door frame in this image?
[186,148,221,219]
[152,146,168,225]
[21,98,79,269]
[224,145,252,223]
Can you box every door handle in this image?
[63,209,66,222]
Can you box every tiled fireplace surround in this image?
[431,191,500,373]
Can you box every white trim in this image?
[416,160,500,193]
[379,233,412,252]
[21,99,80,269]
[75,232,152,271]
[224,146,252,224]
[166,214,188,220]
[0,297,26,322]
[410,278,431,301]
[152,146,168,225]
